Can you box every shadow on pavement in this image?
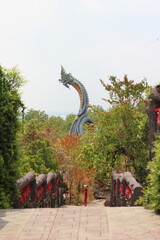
[0,210,9,230]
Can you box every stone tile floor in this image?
[0,204,160,240]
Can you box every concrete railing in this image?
[110,171,143,206]
[16,171,64,208]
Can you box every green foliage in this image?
[20,111,76,176]
[64,114,76,132]
[78,75,149,183]
[0,65,24,208]
[87,105,105,123]
[140,137,160,213]
[49,115,66,136]
[0,185,11,209]
[100,75,148,107]
[19,119,58,175]
[25,110,75,135]
[25,109,49,122]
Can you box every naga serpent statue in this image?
[59,66,92,135]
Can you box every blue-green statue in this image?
[59,66,92,135]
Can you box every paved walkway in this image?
[0,205,160,240]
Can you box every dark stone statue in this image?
[147,85,160,160]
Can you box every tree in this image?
[64,113,76,133]
[56,135,96,204]
[87,105,105,123]
[49,115,65,136]
[19,119,58,175]
[100,75,148,107]
[49,114,76,136]
[0,65,25,208]
[24,109,49,122]
[79,75,149,183]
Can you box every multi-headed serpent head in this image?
[59,66,75,89]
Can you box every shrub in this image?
[140,137,160,213]
[0,65,24,208]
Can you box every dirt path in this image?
[87,199,106,207]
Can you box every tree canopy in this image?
[0,65,25,208]
[78,76,149,183]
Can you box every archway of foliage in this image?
[78,76,149,184]
[0,66,25,208]
[0,64,153,208]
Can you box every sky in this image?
[0,0,160,118]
